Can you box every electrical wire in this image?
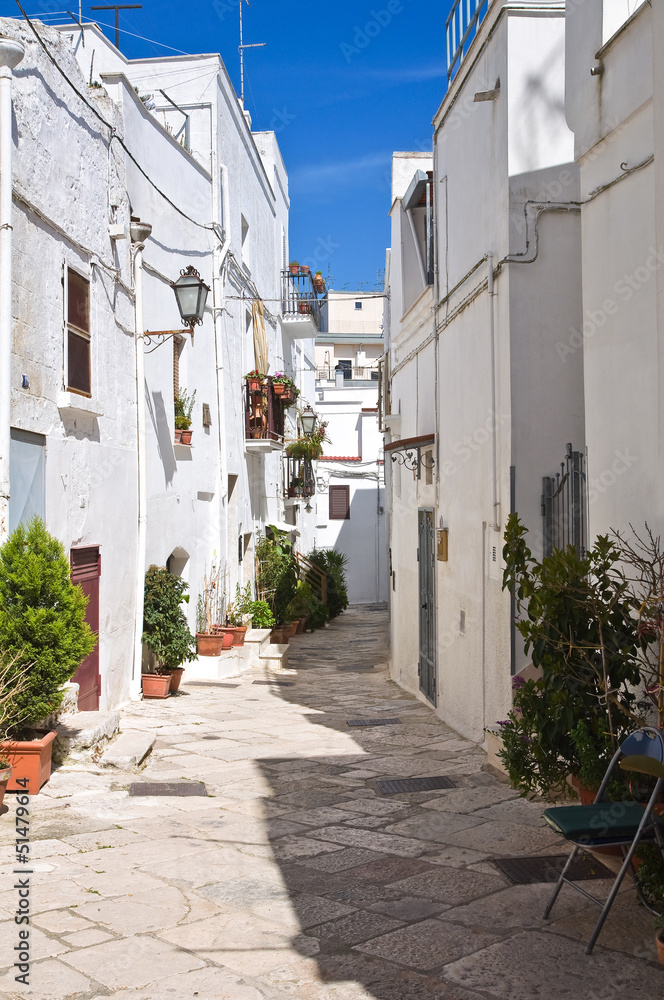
[15,2,220,238]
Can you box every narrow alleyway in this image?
[0,606,662,999]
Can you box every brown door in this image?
[70,547,101,711]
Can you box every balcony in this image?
[281,268,323,337]
[446,0,489,86]
[284,455,316,502]
[316,364,379,384]
[245,380,286,453]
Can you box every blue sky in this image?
[5,1,453,290]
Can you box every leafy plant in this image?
[248,601,275,630]
[244,369,266,381]
[256,528,299,624]
[635,844,664,914]
[307,548,348,619]
[497,514,644,798]
[0,517,96,729]
[142,566,196,671]
[227,583,252,626]
[174,387,196,430]
[285,581,327,631]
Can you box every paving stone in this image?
[390,867,507,905]
[0,922,70,969]
[343,855,435,884]
[75,884,190,933]
[421,786,518,814]
[355,919,501,971]
[309,825,430,857]
[443,929,664,999]
[307,909,404,948]
[0,958,95,999]
[368,896,449,921]
[297,846,385,872]
[440,820,563,856]
[61,934,205,987]
[384,811,484,842]
[60,927,115,947]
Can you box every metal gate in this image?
[418,509,436,705]
[541,444,587,558]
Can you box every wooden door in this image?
[70,547,101,711]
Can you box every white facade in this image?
[2,15,317,708]
[314,292,389,605]
[385,1,585,741]
[565,0,663,537]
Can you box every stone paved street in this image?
[1,606,663,999]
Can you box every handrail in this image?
[295,552,328,606]
[446,0,490,85]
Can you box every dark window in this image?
[66,269,91,395]
[336,360,352,380]
[329,485,350,520]
[354,301,363,310]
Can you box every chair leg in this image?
[542,844,580,920]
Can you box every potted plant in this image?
[300,264,310,275]
[0,655,32,809]
[227,583,252,645]
[195,566,231,655]
[270,373,299,406]
[498,515,645,800]
[0,517,96,793]
[247,601,275,631]
[288,260,299,275]
[244,369,267,393]
[298,301,311,315]
[655,915,664,965]
[142,566,196,696]
[313,271,326,293]
[174,387,196,445]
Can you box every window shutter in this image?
[329,485,350,520]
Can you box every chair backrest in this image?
[619,728,664,763]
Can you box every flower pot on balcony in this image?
[196,632,224,656]
[298,302,310,315]
[272,383,286,396]
[0,732,58,795]
[142,673,171,698]
[300,265,310,275]
[247,379,263,393]
[174,429,183,443]
[313,273,325,293]
[180,429,193,445]
[288,261,299,275]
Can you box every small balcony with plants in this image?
[244,371,300,453]
[281,262,325,337]
[283,417,328,503]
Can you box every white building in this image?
[384,0,585,741]
[565,0,663,537]
[314,291,389,605]
[1,15,319,708]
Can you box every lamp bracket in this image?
[142,327,194,348]
[390,446,436,474]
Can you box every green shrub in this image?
[0,517,96,729]
[306,548,348,619]
[142,566,196,671]
[249,601,275,630]
[256,528,298,624]
[306,593,328,630]
[635,844,664,913]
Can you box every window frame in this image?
[329,484,351,520]
[64,263,92,398]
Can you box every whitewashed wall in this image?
[4,18,137,709]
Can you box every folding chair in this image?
[541,726,664,954]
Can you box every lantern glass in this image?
[300,406,317,438]
[172,267,210,326]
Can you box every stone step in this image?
[100,730,156,769]
[53,710,120,764]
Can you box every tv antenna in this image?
[239,0,265,106]
[91,5,142,51]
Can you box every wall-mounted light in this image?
[172,266,210,327]
[300,406,317,438]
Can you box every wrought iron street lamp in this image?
[172,266,210,328]
[300,406,317,438]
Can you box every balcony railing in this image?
[281,269,322,330]
[285,455,316,500]
[316,365,379,382]
[245,380,285,445]
[446,0,489,86]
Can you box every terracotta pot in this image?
[174,428,183,443]
[272,383,286,396]
[300,265,310,275]
[142,673,171,699]
[288,620,299,638]
[0,732,57,795]
[196,632,224,656]
[298,302,310,314]
[0,763,12,809]
[296,616,307,633]
[656,929,664,965]
[180,429,192,445]
[271,627,289,645]
[169,668,185,692]
[288,264,299,275]
[232,625,248,647]
[246,379,264,393]
[218,627,236,649]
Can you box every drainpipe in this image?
[488,252,500,531]
[0,37,25,539]
[130,219,152,700]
